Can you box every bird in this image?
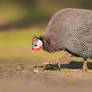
[32,8,92,70]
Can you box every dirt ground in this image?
[0,67,92,92]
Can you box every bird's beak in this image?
[31,48,36,53]
[31,45,43,53]
[31,48,39,53]
[32,49,34,53]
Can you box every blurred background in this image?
[0,0,92,67]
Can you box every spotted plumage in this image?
[32,8,92,70]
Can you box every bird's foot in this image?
[83,65,88,71]
[42,61,61,71]
[83,59,88,71]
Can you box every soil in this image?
[0,66,92,92]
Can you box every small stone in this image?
[33,69,39,73]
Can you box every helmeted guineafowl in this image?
[32,8,92,70]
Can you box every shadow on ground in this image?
[61,61,92,69]
[3,61,92,71]
[34,61,92,70]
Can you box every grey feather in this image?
[41,8,92,59]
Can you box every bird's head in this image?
[32,36,43,53]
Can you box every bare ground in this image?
[0,66,92,92]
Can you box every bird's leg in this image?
[57,62,61,71]
[56,52,71,70]
[83,59,88,70]
[42,52,71,70]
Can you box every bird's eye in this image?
[34,44,37,47]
